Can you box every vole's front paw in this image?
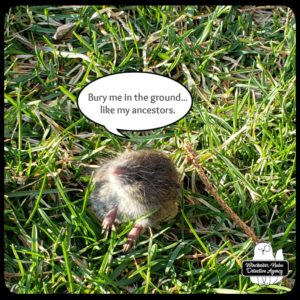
[101,207,117,234]
[123,223,143,252]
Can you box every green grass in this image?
[4,5,295,294]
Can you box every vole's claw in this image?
[123,242,131,252]
[101,220,110,235]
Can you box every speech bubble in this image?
[77,72,192,137]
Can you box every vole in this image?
[87,149,180,251]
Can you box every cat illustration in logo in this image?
[250,243,284,285]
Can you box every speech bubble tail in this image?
[105,127,128,138]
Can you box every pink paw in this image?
[101,207,117,234]
[123,223,143,252]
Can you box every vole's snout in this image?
[112,166,124,176]
[112,166,131,181]
[111,165,140,184]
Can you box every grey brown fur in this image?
[88,149,180,249]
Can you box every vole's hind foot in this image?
[123,223,144,252]
[101,207,118,234]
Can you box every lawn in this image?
[4,5,296,294]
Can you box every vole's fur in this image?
[88,149,180,228]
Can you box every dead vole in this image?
[88,149,180,251]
